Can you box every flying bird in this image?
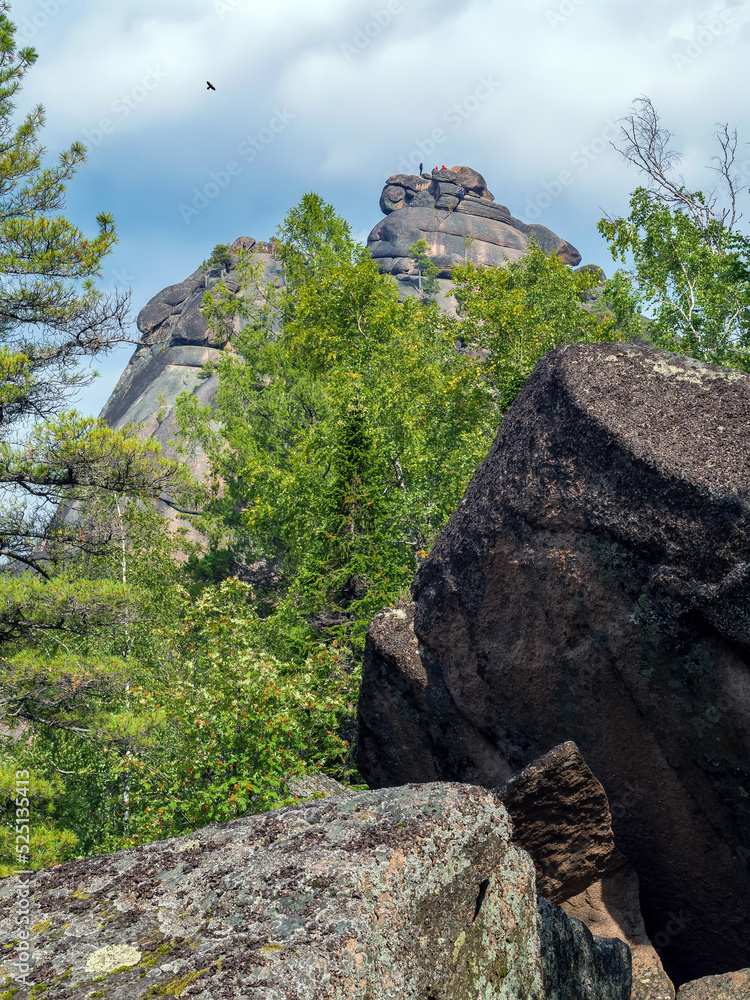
[206,81,216,91]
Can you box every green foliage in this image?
[0,5,190,586]
[409,238,440,300]
[598,187,750,367]
[599,99,750,368]
[275,191,358,289]
[1,579,357,862]
[177,202,499,656]
[452,241,622,411]
[0,3,194,790]
[0,187,636,873]
[204,244,232,270]
[0,757,77,876]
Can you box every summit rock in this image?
[367,166,581,276]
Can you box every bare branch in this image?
[611,96,742,233]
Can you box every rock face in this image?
[496,741,674,999]
[0,783,631,1000]
[356,342,750,984]
[367,166,581,276]
[100,248,283,534]
[493,741,625,903]
[563,867,676,1000]
[676,969,750,998]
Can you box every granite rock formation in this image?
[676,969,750,998]
[99,245,283,536]
[563,866,676,1000]
[367,166,581,277]
[0,783,631,1000]
[356,342,750,984]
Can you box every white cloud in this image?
[6,0,750,413]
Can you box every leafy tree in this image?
[0,8,189,586]
[0,6,189,605]
[177,207,498,656]
[3,577,357,858]
[452,240,622,411]
[275,191,359,289]
[598,97,750,367]
[409,238,440,300]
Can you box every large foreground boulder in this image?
[0,783,630,999]
[356,342,750,984]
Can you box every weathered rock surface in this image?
[0,783,631,999]
[493,741,626,903]
[356,342,750,983]
[563,866,675,1000]
[99,249,284,535]
[494,741,673,998]
[537,897,631,1000]
[676,969,750,998]
[368,165,581,275]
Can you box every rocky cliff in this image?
[356,342,750,985]
[100,167,583,484]
[367,165,581,276]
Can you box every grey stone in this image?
[538,897,631,1000]
[369,166,581,275]
[0,783,631,999]
[175,292,210,344]
[676,969,750,998]
[135,300,170,335]
[287,771,351,800]
[153,271,205,307]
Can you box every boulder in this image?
[493,741,626,903]
[537,897,631,1000]
[496,741,674,998]
[563,867,675,1000]
[0,783,631,999]
[356,342,750,983]
[676,969,750,998]
[369,165,581,275]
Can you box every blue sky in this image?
[11,0,750,415]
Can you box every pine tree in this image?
[0,2,189,704]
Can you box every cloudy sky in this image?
[12,0,750,415]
